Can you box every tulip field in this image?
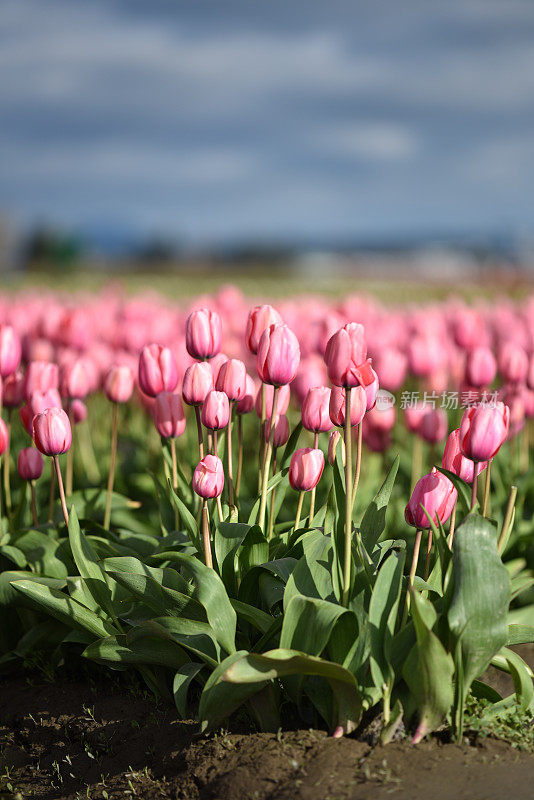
[0,284,533,798]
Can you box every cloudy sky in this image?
[2,0,534,246]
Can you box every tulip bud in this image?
[104,365,134,404]
[185,308,222,360]
[404,402,428,434]
[255,382,290,418]
[418,408,448,445]
[328,429,345,466]
[363,366,379,411]
[33,407,72,456]
[70,399,87,425]
[264,414,290,448]
[235,374,255,415]
[459,402,510,462]
[405,467,457,529]
[138,344,178,397]
[154,392,186,439]
[442,428,486,484]
[192,454,224,498]
[499,343,528,385]
[201,390,230,430]
[17,447,43,481]
[324,323,367,387]
[20,389,63,435]
[60,359,92,400]
[289,447,325,492]
[182,362,213,406]
[215,358,247,401]
[329,385,366,428]
[0,417,8,456]
[0,325,21,378]
[257,324,300,386]
[465,346,497,388]
[301,387,332,433]
[24,361,59,400]
[2,370,25,408]
[245,304,283,354]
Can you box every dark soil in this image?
[0,652,533,800]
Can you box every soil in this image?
[0,653,532,800]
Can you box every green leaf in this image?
[168,484,200,552]
[403,588,454,742]
[435,465,472,516]
[222,648,362,734]
[507,624,534,646]
[11,581,113,639]
[173,663,204,718]
[215,522,252,592]
[199,650,267,732]
[280,595,349,656]
[82,633,189,670]
[151,552,236,654]
[68,506,116,622]
[368,548,405,692]
[447,514,510,693]
[231,599,273,634]
[283,536,335,610]
[503,648,534,711]
[360,455,399,551]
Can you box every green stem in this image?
[481,459,492,517]
[294,491,304,531]
[202,500,213,568]
[342,389,353,608]
[170,438,179,531]
[258,386,279,535]
[227,401,235,507]
[236,415,243,500]
[104,402,118,530]
[54,455,69,526]
[447,501,457,549]
[3,409,12,518]
[194,406,204,460]
[66,407,74,497]
[30,481,38,526]
[401,529,422,626]
[268,449,278,539]
[498,485,517,555]
[351,421,363,511]
[470,469,478,510]
[48,459,55,523]
[309,432,319,523]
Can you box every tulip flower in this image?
[302,387,332,434]
[257,324,300,388]
[154,392,186,440]
[0,325,21,380]
[138,344,178,397]
[442,428,486,485]
[418,408,448,445]
[329,386,366,428]
[192,454,225,568]
[104,365,134,404]
[185,308,222,360]
[60,359,92,400]
[328,429,345,466]
[264,414,290,449]
[324,323,367,388]
[24,361,59,401]
[20,389,63,435]
[459,402,510,463]
[201,390,230,431]
[182,361,214,459]
[288,447,325,530]
[245,304,282,354]
[33,408,72,526]
[465,346,497,389]
[499,342,528,385]
[17,447,43,525]
[215,359,247,505]
[2,370,24,408]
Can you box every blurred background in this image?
[1,0,534,291]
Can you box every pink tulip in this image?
[104,365,134,404]
[363,366,379,411]
[138,344,178,397]
[264,414,290,448]
[499,343,528,385]
[154,392,186,439]
[60,359,92,399]
[24,361,59,400]
[329,385,366,428]
[257,324,300,386]
[2,370,25,408]
[289,447,325,492]
[405,467,457,529]
[33,407,72,456]
[235,374,255,415]
[302,387,332,433]
[185,308,222,360]
[215,358,247,401]
[0,325,21,378]
[70,399,87,425]
[192,454,224,498]
[465,346,497,388]
[20,389,62,434]
[459,402,510,462]
[17,447,43,481]
[442,429,486,484]
[325,323,367,387]
[418,408,448,445]
[373,347,407,392]
[201,390,230,430]
[246,304,283,354]
[404,402,428,434]
[182,362,213,406]
[0,418,8,456]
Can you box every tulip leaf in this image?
[360,455,399,551]
[507,624,534,645]
[82,633,190,670]
[68,506,117,623]
[435,466,472,516]
[369,548,405,692]
[283,536,335,610]
[173,663,204,718]
[151,552,236,654]
[280,595,349,656]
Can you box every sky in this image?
[1,0,534,248]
